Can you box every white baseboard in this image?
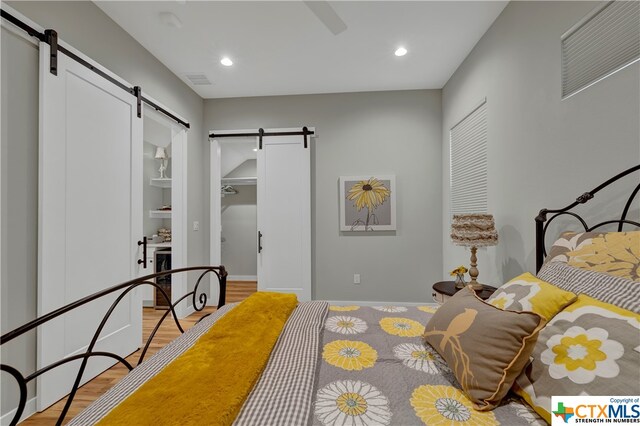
[325,300,437,307]
[179,303,196,319]
[227,275,257,281]
[1,397,37,425]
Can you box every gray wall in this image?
[441,1,640,286]
[1,1,206,416]
[205,90,443,302]
[1,26,39,414]
[221,185,257,277]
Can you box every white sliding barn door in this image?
[37,43,143,410]
[257,134,311,301]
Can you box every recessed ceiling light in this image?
[394,47,407,57]
[252,148,258,152]
[220,57,233,67]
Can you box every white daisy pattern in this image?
[315,380,392,426]
[325,316,368,335]
[393,343,442,374]
[372,306,408,313]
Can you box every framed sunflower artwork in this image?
[339,175,396,231]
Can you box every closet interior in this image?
[220,139,258,282]
[143,114,174,308]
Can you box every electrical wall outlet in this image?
[193,221,200,231]
[353,274,361,284]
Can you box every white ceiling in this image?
[95,1,507,99]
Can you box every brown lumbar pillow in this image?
[423,286,544,410]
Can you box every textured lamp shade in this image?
[451,214,498,247]
[451,214,498,290]
[154,147,167,160]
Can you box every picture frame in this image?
[339,175,396,231]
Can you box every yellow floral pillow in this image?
[545,231,640,281]
[486,273,577,321]
[513,295,640,423]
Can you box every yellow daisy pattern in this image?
[329,305,360,312]
[380,317,424,337]
[323,340,378,371]
[411,385,498,425]
[418,306,439,314]
[346,177,391,211]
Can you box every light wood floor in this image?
[23,281,257,425]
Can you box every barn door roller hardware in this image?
[1,9,190,129]
[44,29,58,75]
[134,86,142,118]
[209,127,315,150]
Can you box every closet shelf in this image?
[221,177,257,186]
[150,178,172,188]
[149,210,171,219]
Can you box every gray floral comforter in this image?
[311,304,545,426]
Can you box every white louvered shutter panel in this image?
[450,101,488,215]
[562,1,640,98]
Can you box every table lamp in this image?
[155,147,168,179]
[451,214,498,290]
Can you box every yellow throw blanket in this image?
[97,292,298,426]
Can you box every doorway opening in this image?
[141,107,188,317]
[219,139,259,298]
[210,127,313,302]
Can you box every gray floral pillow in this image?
[513,294,640,423]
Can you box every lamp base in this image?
[467,246,483,291]
[158,161,167,179]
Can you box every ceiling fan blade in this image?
[304,1,347,35]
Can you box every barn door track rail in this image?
[1,8,190,129]
[209,127,314,149]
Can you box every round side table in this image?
[432,281,496,305]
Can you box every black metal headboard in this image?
[535,164,640,272]
[0,266,227,426]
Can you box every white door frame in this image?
[209,138,222,305]
[143,106,190,318]
[209,128,314,303]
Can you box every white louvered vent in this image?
[184,73,212,85]
[450,100,488,215]
[562,1,640,98]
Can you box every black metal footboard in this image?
[1,265,227,426]
[535,164,640,271]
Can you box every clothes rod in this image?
[209,127,315,149]
[0,8,190,129]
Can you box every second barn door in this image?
[256,130,311,300]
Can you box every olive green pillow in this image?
[423,287,545,410]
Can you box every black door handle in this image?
[137,236,147,268]
[258,231,263,253]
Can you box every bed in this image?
[2,164,639,426]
